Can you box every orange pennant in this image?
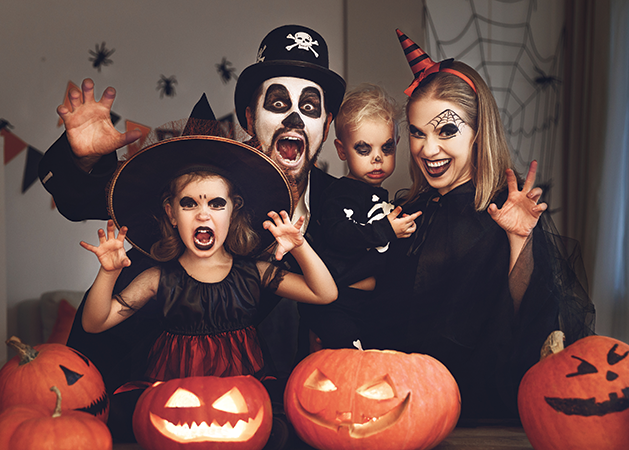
[1,128,28,165]
[124,120,152,158]
[57,81,81,127]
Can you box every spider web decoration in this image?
[424,0,563,204]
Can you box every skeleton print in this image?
[343,194,394,253]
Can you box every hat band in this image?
[403,65,477,96]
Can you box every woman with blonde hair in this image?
[366,30,595,422]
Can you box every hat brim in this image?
[235,60,346,129]
[108,136,292,257]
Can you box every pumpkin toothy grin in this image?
[293,393,410,439]
[194,227,214,251]
[423,159,451,177]
[545,387,629,417]
[149,408,264,443]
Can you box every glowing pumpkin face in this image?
[0,337,109,423]
[284,348,460,450]
[519,333,629,450]
[132,376,272,450]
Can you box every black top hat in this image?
[108,135,292,258]
[234,24,346,130]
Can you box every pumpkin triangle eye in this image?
[357,376,396,400]
[212,388,248,414]
[60,365,84,385]
[165,388,201,408]
[567,356,598,377]
[607,344,629,365]
[304,369,337,392]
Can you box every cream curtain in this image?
[591,0,629,341]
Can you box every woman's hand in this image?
[263,211,305,260]
[57,79,141,172]
[488,161,547,238]
[80,220,131,272]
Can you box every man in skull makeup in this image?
[38,25,345,445]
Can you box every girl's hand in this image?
[488,161,548,238]
[80,220,131,272]
[263,211,305,261]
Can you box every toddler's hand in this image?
[388,206,422,239]
[263,211,305,261]
[80,219,131,272]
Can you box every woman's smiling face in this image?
[408,97,476,195]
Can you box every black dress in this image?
[366,181,595,421]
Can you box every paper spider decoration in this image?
[89,42,115,72]
[216,57,238,84]
[157,75,178,98]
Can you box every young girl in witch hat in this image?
[80,134,337,381]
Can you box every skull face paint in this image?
[252,77,330,188]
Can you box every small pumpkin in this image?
[0,386,112,450]
[132,375,273,449]
[284,346,461,450]
[518,331,629,450]
[0,336,109,422]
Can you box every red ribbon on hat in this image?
[397,29,476,96]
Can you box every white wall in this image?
[0,0,345,351]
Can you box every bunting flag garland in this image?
[123,120,152,159]
[22,146,44,193]
[1,124,28,165]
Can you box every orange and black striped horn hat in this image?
[396,29,476,96]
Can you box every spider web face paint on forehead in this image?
[428,109,466,133]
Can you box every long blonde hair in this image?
[401,61,515,211]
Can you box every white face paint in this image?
[253,77,329,187]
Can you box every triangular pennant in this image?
[0,119,13,132]
[218,113,235,138]
[22,146,44,192]
[57,81,81,127]
[1,128,28,165]
[124,120,151,158]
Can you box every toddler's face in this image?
[165,176,234,259]
[335,119,397,187]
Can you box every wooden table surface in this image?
[112,425,534,449]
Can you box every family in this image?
[38,24,595,445]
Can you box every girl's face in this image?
[408,96,476,195]
[165,176,234,259]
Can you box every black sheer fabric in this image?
[365,181,594,421]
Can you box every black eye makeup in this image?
[179,196,198,209]
[428,109,466,139]
[381,138,396,155]
[299,87,322,119]
[263,84,292,114]
[353,141,372,156]
[208,197,227,209]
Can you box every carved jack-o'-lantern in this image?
[284,347,460,450]
[518,331,629,450]
[132,376,272,450]
[0,337,109,423]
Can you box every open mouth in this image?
[194,227,214,251]
[545,387,629,417]
[293,393,410,439]
[274,135,305,167]
[423,159,451,178]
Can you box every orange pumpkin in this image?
[0,386,112,450]
[132,376,273,449]
[518,331,629,450]
[0,336,109,423]
[284,347,461,450]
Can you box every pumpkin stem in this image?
[50,386,62,418]
[540,330,565,360]
[6,336,39,365]
[353,340,364,351]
